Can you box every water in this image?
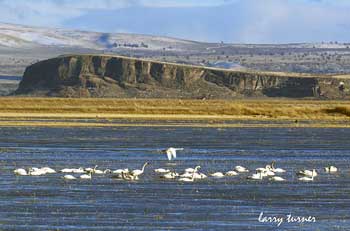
[0,126,350,230]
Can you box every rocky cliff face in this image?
[16,54,350,99]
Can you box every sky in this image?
[0,0,349,43]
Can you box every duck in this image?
[324,166,337,173]
[161,147,184,161]
[63,175,77,180]
[269,176,286,182]
[14,168,28,176]
[130,162,149,177]
[225,170,238,176]
[154,168,170,174]
[234,166,249,173]
[297,169,318,177]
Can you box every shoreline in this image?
[0,98,349,128]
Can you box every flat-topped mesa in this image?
[16,54,349,99]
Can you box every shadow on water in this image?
[0,126,350,230]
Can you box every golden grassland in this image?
[0,97,349,127]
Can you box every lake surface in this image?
[0,126,350,230]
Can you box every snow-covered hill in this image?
[0,22,197,51]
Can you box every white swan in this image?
[297,169,317,177]
[234,166,249,173]
[130,162,149,177]
[41,167,56,174]
[271,161,286,173]
[180,172,193,178]
[161,172,178,179]
[194,172,207,179]
[121,172,139,181]
[63,175,77,180]
[269,176,285,182]
[161,147,184,161]
[324,166,337,173]
[72,168,86,173]
[80,172,92,179]
[29,168,47,176]
[247,172,263,180]
[113,168,129,174]
[14,168,28,176]
[210,172,225,178]
[154,168,170,174]
[225,171,238,176]
[298,175,314,182]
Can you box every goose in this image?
[269,176,286,182]
[324,166,337,173]
[247,172,263,180]
[234,166,249,173]
[161,147,184,161]
[154,168,170,174]
[225,170,238,176]
[297,169,318,177]
[63,175,77,180]
[210,172,225,178]
[80,172,92,179]
[271,161,286,173]
[14,168,28,176]
[130,162,149,177]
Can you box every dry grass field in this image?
[0,98,349,127]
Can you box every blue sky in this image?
[0,0,350,43]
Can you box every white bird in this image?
[210,172,225,178]
[324,166,337,173]
[63,175,77,180]
[247,172,263,180]
[234,166,249,173]
[162,147,184,161]
[184,168,196,173]
[270,161,286,173]
[225,171,238,176]
[297,169,318,177]
[194,172,207,179]
[161,172,178,179]
[29,168,47,176]
[154,168,170,174]
[180,172,194,178]
[298,175,314,182]
[113,168,129,174]
[121,172,139,181]
[14,168,28,176]
[80,172,92,179]
[41,167,56,174]
[60,168,75,173]
[130,162,149,177]
[269,176,286,182]
[72,168,86,173]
